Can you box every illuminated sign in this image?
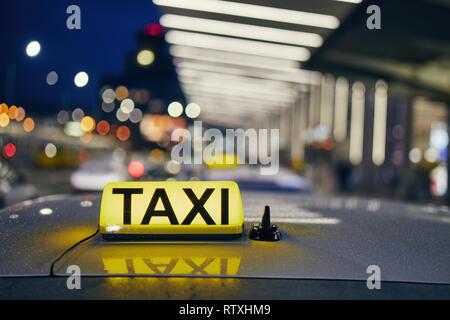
[100,181,244,237]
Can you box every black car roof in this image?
[1,192,450,284]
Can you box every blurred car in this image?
[0,191,449,299]
[34,147,79,169]
[0,159,38,208]
[202,166,313,192]
[70,157,128,191]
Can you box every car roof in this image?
[1,192,450,284]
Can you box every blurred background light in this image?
[7,105,17,120]
[44,143,57,158]
[63,121,83,137]
[0,113,10,127]
[167,101,183,117]
[102,88,116,103]
[0,103,8,114]
[165,159,181,175]
[145,22,164,36]
[116,125,131,141]
[71,108,84,122]
[129,108,143,123]
[23,117,35,132]
[154,0,340,29]
[101,102,115,113]
[74,71,89,87]
[409,148,422,164]
[372,80,388,166]
[80,132,93,144]
[120,98,135,114]
[115,86,129,101]
[149,148,165,165]
[112,148,127,162]
[26,41,41,57]
[169,46,301,72]
[349,82,365,165]
[425,148,439,163]
[15,107,26,122]
[80,116,96,132]
[160,14,323,47]
[185,102,201,119]
[56,110,70,125]
[116,108,130,122]
[165,30,311,61]
[2,143,16,159]
[46,71,59,86]
[333,77,349,142]
[128,161,145,178]
[137,49,155,66]
[96,120,111,136]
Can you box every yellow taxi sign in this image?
[99,181,244,238]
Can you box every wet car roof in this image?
[1,192,450,284]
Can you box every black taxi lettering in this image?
[112,187,230,225]
[141,188,179,225]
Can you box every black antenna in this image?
[249,205,282,241]
[261,205,270,229]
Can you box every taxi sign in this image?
[100,181,244,239]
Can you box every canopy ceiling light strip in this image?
[166,30,311,61]
[153,0,340,29]
[160,14,323,47]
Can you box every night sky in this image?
[0,0,162,115]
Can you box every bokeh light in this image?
[165,159,181,175]
[15,107,26,122]
[129,108,143,123]
[0,113,10,127]
[116,125,131,141]
[145,23,163,36]
[115,86,129,101]
[72,108,84,122]
[185,103,201,119]
[80,132,93,144]
[2,143,16,159]
[116,109,129,122]
[8,105,18,120]
[74,71,89,87]
[120,98,135,114]
[44,143,57,158]
[112,148,127,162]
[409,148,422,164]
[80,116,96,132]
[167,101,183,117]
[96,120,110,136]
[149,148,165,165]
[23,117,35,132]
[102,88,116,103]
[101,102,115,113]
[57,110,70,124]
[26,41,41,57]
[0,103,8,114]
[46,71,58,85]
[128,161,145,178]
[137,49,155,66]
